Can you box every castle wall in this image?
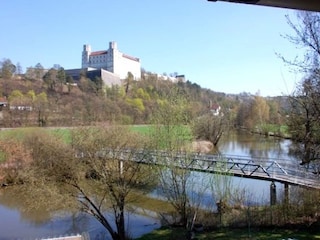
[88,53,108,69]
[113,52,141,80]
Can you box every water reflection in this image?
[0,187,160,239]
[0,187,55,225]
[151,170,284,211]
[211,130,290,204]
[216,130,296,162]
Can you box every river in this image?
[0,131,297,239]
[0,184,161,240]
[212,130,298,203]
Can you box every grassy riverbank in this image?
[0,126,146,145]
[245,124,291,138]
[137,226,320,240]
[0,127,72,142]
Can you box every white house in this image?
[210,103,221,116]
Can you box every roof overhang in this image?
[207,0,320,12]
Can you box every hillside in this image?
[0,70,288,130]
[0,72,235,127]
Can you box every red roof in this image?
[0,97,7,103]
[122,54,139,62]
[210,104,220,110]
[90,50,108,56]
[89,50,139,62]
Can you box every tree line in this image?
[0,59,287,128]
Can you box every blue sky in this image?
[0,0,304,96]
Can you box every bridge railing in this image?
[217,154,320,181]
[76,148,320,185]
[188,154,279,178]
[143,151,320,182]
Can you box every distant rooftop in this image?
[90,50,108,56]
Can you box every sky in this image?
[0,0,306,96]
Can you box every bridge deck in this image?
[137,151,320,189]
[86,149,320,189]
[41,235,83,240]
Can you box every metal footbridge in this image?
[132,151,320,189]
[84,148,320,189]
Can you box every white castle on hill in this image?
[65,41,184,87]
[82,41,141,80]
[65,41,141,87]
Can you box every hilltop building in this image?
[209,103,221,116]
[65,41,141,87]
[82,41,141,80]
[142,72,186,83]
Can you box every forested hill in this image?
[0,69,287,128]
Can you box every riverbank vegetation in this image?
[278,12,320,166]
[0,126,159,240]
[0,126,319,239]
[137,226,320,240]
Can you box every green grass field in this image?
[0,125,188,143]
[130,125,153,135]
[0,127,72,143]
[256,124,290,137]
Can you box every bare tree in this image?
[69,126,154,240]
[235,94,270,132]
[125,72,134,96]
[15,62,23,75]
[0,139,32,185]
[5,126,154,240]
[288,74,320,165]
[282,12,320,165]
[150,88,206,228]
[280,12,320,73]
[0,58,16,79]
[191,113,226,146]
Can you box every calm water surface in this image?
[213,130,298,203]
[217,130,294,160]
[0,188,160,239]
[0,131,296,239]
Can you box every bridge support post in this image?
[270,181,276,206]
[119,160,124,176]
[284,183,289,205]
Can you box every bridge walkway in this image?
[135,151,320,189]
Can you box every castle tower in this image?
[109,41,117,50]
[82,44,91,68]
[106,41,117,73]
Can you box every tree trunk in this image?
[116,196,126,240]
